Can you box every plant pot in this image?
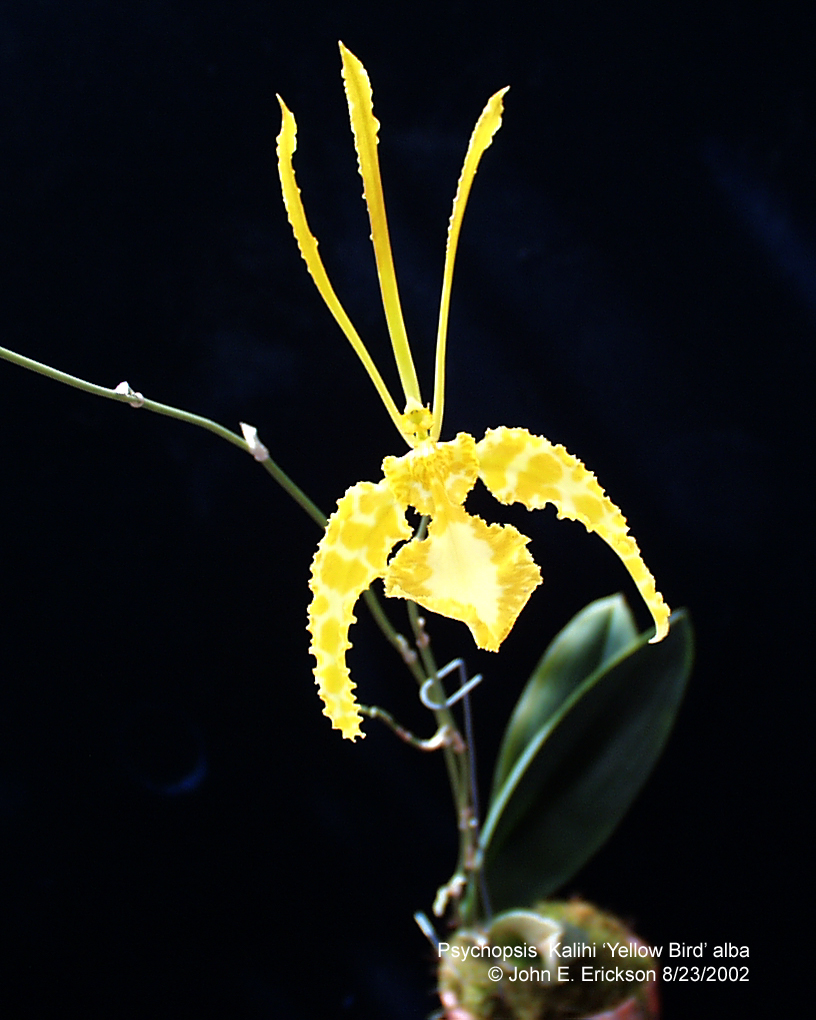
[438,899,660,1020]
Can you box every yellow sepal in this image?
[308,480,412,739]
[339,42,421,408]
[476,427,670,642]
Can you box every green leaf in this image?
[481,606,693,911]
[491,594,639,800]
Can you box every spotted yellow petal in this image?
[384,502,541,652]
[308,480,412,739]
[476,426,669,642]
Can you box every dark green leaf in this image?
[492,594,639,799]
[481,608,693,911]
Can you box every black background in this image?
[0,3,810,1018]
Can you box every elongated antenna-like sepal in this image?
[339,42,422,408]
[432,87,508,441]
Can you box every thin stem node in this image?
[359,705,455,751]
[114,381,144,407]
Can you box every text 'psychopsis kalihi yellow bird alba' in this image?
[277,43,670,740]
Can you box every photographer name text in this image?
[438,940,750,985]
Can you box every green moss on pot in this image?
[437,900,660,1020]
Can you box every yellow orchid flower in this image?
[277,43,670,740]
